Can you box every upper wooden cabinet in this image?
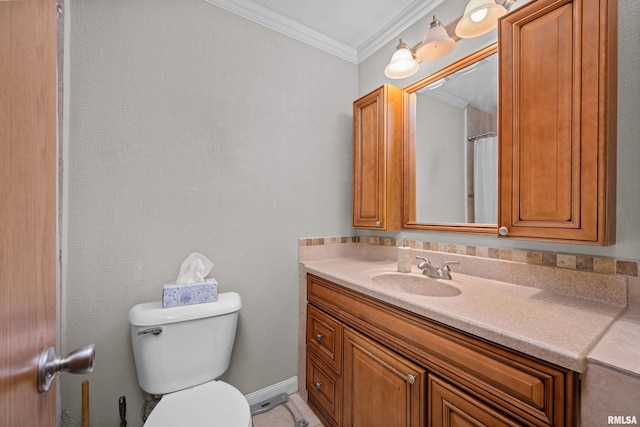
[498,0,617,244]
[353,84,404,230]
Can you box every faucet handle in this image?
[441,260,459,271]
[439,261,459,279]
[415,256,430,269]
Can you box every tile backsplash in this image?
[299,235,639,279]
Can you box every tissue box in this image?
[162,279,218,308]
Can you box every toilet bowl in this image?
[143,381,251,427]
[128,292,251,426]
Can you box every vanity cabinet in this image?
[352,84,403,230]
[306,274,578,427]
[498,0,617,244]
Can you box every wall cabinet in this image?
[498,0,617,244]
[352,84,403,230]
[306,274,579,427]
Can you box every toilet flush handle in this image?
[137,327,162,336]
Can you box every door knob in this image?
[37,344,96,392]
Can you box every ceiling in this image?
[203,0,448,63]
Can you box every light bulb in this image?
[471,8,488,22]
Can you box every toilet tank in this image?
[128,292,241,395]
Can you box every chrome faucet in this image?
[415,256,440,278]
[415,257,459,280]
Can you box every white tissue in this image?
[176,252,214,284]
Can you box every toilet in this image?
[128,292,251,426]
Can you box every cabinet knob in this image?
[314,382,322,389]
[375,220,381,227]
[499,226,509,236]
[315,333,323,341]
[407,374,416,385]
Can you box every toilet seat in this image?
[144,380,251,427]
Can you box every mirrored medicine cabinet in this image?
[355,0,615,244]
[403,44,498,234]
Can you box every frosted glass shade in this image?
[384,43,419,79]
[415,17,456,61]
[455,0,506,38]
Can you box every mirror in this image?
[403,44,498,233]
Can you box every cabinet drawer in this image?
[306,351,341,426]
[307,305,342,373]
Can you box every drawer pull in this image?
[407,374,416,385]
[315,333,323,341]
[314,382,322,389]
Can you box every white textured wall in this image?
[62,0,356,425]
[358,0,640,259]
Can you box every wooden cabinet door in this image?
[353,84,403,230]
[429,375,522,427]
[498,0,616,244]
[343,327,424,427]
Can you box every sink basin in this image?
[371,273,461,297]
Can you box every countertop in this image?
[301,256,627,373]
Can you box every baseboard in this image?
[244,376,298,406]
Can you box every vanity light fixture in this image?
[455,0,506,38]
[383,0,516,80]
[415,16,456,62]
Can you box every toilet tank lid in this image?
[128,292,241,327]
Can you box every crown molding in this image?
[357,0,448,63]
[202,0,358,63]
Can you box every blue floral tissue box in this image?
[162,279,218,308]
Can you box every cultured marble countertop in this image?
[301,256,627,373]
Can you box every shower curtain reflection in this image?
[472,135,498,223]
